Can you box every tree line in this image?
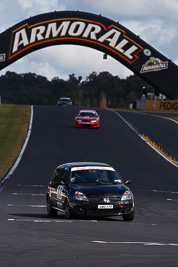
[0,71,154,108]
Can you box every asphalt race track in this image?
[0,106,178,267]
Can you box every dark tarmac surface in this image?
[0,106,178,267]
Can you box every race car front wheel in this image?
[46,195,58,217]
[65,200,74,219]
[122,210,135,221]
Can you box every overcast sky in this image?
[0,0,178,80]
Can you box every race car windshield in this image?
[79,112,97,117]
[60,98,70,102]
[70,169,122,184]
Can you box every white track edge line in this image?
[108,109,178,168]
[0,105,34,191]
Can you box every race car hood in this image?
[71,184,127,197]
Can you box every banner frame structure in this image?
[0,11,177,99]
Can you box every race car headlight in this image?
[74,191,89,201]
[91,120,97,123]
[121,191,133,201]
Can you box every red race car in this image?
[74,109,100,128]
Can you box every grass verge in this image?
[0,104,31,181]
[169,117,178,122]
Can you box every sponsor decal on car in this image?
[0,53,6,62]
[140,57,168,73]
[71,166,115,171]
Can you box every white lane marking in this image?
[138,189,178,201]
[34,220,50,223]
[7,204,46,207]
[139,189,178,194]
[108,109,178,168]
[130,223,157,226]
[7,218,157,227]
[167,199,178,202]
[12,193,45,196]
[107,109,140,136]
[17,184,46,187]
[8,219,73,223]
[142,113,178,125]
[153,189,178,194]
[92,241,178,246]
[8,219,51,223]
[0,106,34,191]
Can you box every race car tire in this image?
[46,195,58,217]
[122,211,135,221]
[65,200,74,219]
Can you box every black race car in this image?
[46,162,135,221]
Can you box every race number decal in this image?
[57,185,64,200]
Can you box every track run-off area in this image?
[0,106,178,267]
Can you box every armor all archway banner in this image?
[0,11,177,99]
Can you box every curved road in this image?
[0,106,178,267]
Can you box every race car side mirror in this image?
[124,180,131,185]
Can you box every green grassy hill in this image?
[0,104,30,180]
